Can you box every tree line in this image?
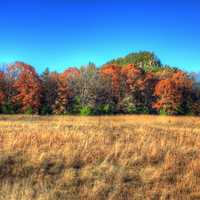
[0,52,199,115]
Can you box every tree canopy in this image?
[0,51,199,116]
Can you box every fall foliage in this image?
[0,51,199,115]
[8,62,41,113]
[0,71,5,106]
[101,64,121,102]
[153,71,193,114]
[53,68,79,114]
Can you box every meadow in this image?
[0,115,200,200]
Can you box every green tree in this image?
[40,68,59,114]
[106,51,161,71]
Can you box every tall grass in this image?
[0,115,200,199]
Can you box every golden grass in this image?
[0,115,200,199]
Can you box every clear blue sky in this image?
[0,0,199,73]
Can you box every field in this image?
[0,115,200,200]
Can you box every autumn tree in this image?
[120,64,157,113]
[0,51,198,116]
[74,64,98,110]
[0,71,5,109]
[0,64,19,113]
[53,67,79,114]
[8,62,41,113]
[153,71,193,115]
[71,64,113,115]
[100,64,121,104]
[138,72,157,113]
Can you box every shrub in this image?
[119,97,138,114]
[24,107,33,115]
[1,102,15,114]
[80,106,93,116]
[40,105,52,115]
[95,104,116,115]
[159,109,168,116]
[137,106,150,114]
[70,97,81,114]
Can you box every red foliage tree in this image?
[100,64,121,102]
[153,71,193,114]
[120,64,157,112]
[121,64,143,94]
[0,72,5,106]
[53,68,79,114]
[138,72,158,110]
[8,62,41,113]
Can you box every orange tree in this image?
[154,71,193,115]
[53,68,79,114]
[120,64,157,113]
[0,71,5,108]
[8,62,41,113]
[100,64,121,104]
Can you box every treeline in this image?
[0,52,200,115]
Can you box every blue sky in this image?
[0,0,199,73]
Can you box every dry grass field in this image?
[0,115,200,200]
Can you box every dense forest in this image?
[0,51,199,115]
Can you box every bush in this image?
[119,97,138,114]
[80,106,93,116]
[95,104,116,115]
[127,105,138,114]
[40,105,52,115]
[137,106,150,114]
[1,102,15,114]
[69,97,81,114]
[24,107,33,115]
[159,109,168,116]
